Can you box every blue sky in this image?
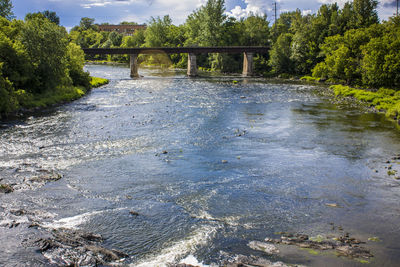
[13,0,398,29]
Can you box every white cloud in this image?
[226,0,270,19]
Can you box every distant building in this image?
[97,24,147,36]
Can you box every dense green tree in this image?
[240,14,270,46]
[312,24,383,84]
[0,17,32,90]
[352,0,379,28]
[144,15,172,47]
[270,10,300,43]
[41,10,60,25]
[0,63,17,114]
[361,19,400,87]
[25,10,60,25]
[0,14,90,116]
[269,33,294,74]
[108,31,123,47]
[20,16,69,92]
[79,17,98,31]
[185,0,226,46]
[0,0,13,20]
[121,29,146,48]
[66,42,90,87]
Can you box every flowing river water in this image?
[1,65,400,266]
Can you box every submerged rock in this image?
[28,173,62,183]
[248,241,280,255]
[224,254,305,267]
[0,184,14,193]
[265,232,373,260]
[33,228,128,266]
[129,210,139,216]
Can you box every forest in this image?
[1,0,400,118]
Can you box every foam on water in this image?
[133,224,219,267]
[43,208,127,229]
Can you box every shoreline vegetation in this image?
[301,75,400,126]
[0,75,108,120]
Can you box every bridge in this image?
[83,46,270,78]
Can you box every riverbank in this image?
[298,76,400,127]
[0,76,109,120]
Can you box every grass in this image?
[300,75,320,82]
[90,77,109,88]
[331,85,400,122]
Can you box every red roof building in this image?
[97,24,147,35]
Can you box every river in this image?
[1,65,400,266]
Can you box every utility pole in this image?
[397,0,399,16]
[273,2,277,24]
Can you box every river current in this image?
[1,65,400,266]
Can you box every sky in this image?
[12,0,399,30]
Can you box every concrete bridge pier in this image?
[130,54,139,78]
[242,52,254,77]
[187,53,198,77]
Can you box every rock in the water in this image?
[265,231,373,260]
[0,184,13,193]
[33,228,127,266]
[129,210,139,216]
[248,241,280,255]
[224,254,305,267]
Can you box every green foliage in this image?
[269,33,294,74]
[25,10,60,25]
[21,16,70,93]
[332,85,400,121]
[300,76,320,82]
[361,20,400,87]
[41,10,60,25]
[90,77,109,88]
[145,15,172,47]
[66,42,91,87]
[352,0,379,28]
[80,17,97,31]
[185,0,226,46]
[239,15,269,46]
[0,12,92,118]
[121,29,145,48]
[0,17,33,90]
[0,63,18,115]
[0,0,13,20]
[109,31,123,47]
[312,20,398,88]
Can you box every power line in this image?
[273,1,277,24]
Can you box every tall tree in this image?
[42,10,60,25]
[144,15,172,47]
[185,0,226,46]
[21,16,69,92]
[79,17,97,31]
[353,0,379,28]
[0,0,13,20]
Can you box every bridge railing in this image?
[82,46,269,55]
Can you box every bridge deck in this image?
[83,46,269,55]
